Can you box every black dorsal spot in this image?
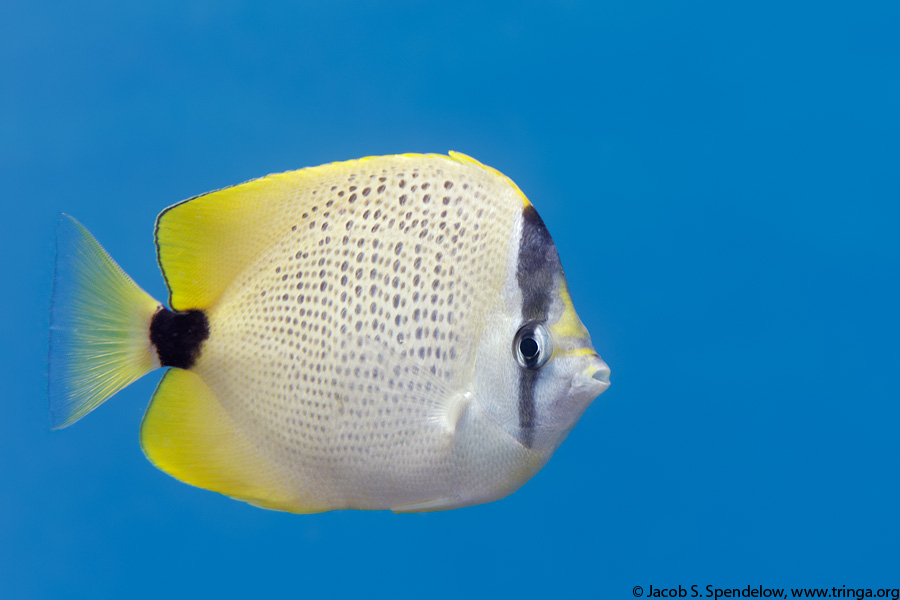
[149,308,210,369]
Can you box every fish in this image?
[48,152,610,513]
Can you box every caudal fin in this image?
[48,215,162,429]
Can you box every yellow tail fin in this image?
[48,215,161,428]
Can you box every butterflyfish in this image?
[48,152,610,513]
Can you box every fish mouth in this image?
[578,354,610,395]
[591,358,610,386]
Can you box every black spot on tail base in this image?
[150,308,210,369]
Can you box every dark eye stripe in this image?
[515,205,561,447]
[516,206,560,321]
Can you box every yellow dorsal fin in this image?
[140,369,311,512]
[155,152,518,311]
[155,169,321,311]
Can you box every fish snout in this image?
[579,354,610,397]
[591,356,610,386]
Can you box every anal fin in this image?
[140,369,306,512]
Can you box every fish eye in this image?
[513,322,552,370]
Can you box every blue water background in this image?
[3,1,899,598]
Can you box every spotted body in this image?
[48,152,610,513]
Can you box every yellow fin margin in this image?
[448,151,533,208]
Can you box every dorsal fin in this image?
[155,169,318,311]
[154,153,513,311]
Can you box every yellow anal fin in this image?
[140,369,306,512]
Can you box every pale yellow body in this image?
[147,155,545,511]
[51,153,609,513]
